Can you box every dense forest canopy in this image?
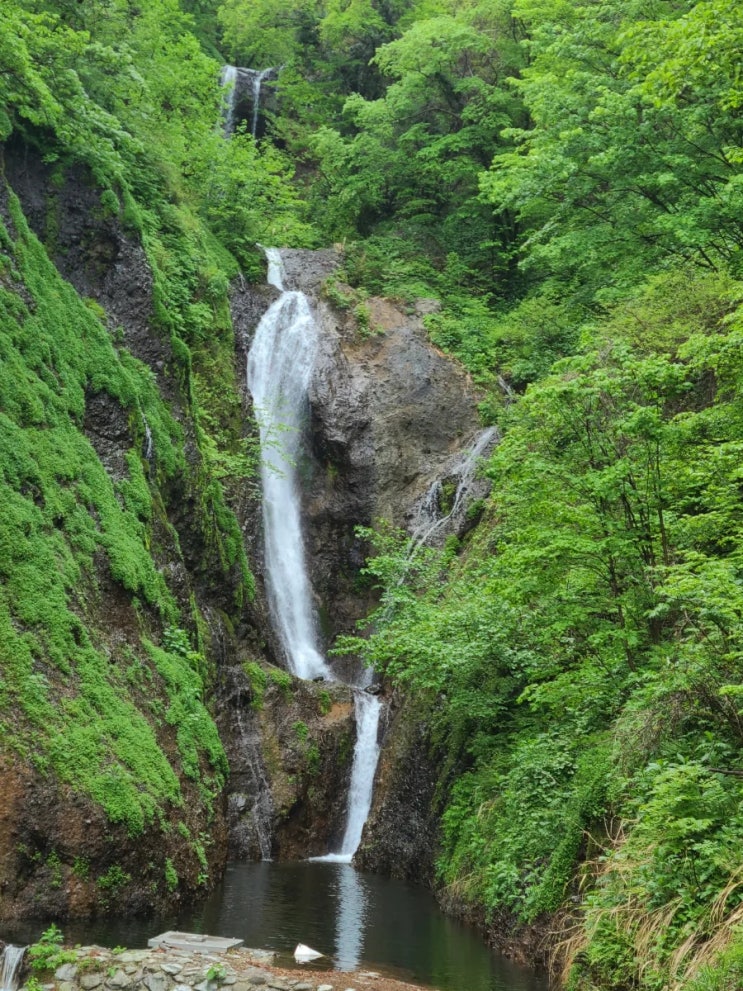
[3,0,743,987]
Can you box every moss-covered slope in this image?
[0,148,255,918]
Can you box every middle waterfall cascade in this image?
[248,248,331,682]
[410,425,499,551]
[219,65,238,136]
[247,248,382,860]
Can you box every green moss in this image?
[164,857,178,892]
[146,637,227,785]
[243,661,268,710]
[293,720,309,743]
[0,192,229,833]
[268,667,293,699]
[97,864,131,892]
[318,690,332,716]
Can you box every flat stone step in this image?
[147,934,244,954]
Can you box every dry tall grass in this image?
[549,824,743,990]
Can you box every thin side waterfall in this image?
[249,68,274,139]
[247,248,383,861]
[0,946,25,991]
[219,66,277,138]
[141,411,154,462]
[232,704,275,861]
[410,425,499,551]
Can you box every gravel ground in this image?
[264,961,434,991]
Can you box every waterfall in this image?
[220,65,238,136]
[248,68,274,139]
[219,66,277,138]
[231,707,275,861]
[247,248,383,860]
[141,412,153,462]
[410,425,499,551]
[313,692,381,864]
[247,249,330,681]
[0,946,25,991]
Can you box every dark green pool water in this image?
[3,861,549,991]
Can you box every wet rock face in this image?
[354,695,442,885]
[0,142,243,920]
[3,140,170,396]
[216,664,355,861]
[231,251,488,884]
[0,755,228,923]
[83,391,134,483]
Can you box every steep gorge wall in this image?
[0,140,251,922]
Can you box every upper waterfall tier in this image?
[219,65,279,138]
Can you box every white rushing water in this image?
[247,248,383,860]
[249,67,274,138]
[410,425,499,551]
[219,66,276,138]
[0,946,25,991]
[220,65,238,136]
[247,249,331,682]
[313,692,381,864]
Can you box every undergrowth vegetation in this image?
[338,268,743,988]
[0,189,231,837]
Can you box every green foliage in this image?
[685,937,743,991]
[0,200,207,833]
[27,925,76,974]
[146,636,228,785]
[164,857,179,892]
[307,0,525,295]
[97,864,131,892]
[4,0,743,980]
[205,962,227,984]
[0,0,264,859]
[72,856,90,881]
[306,742,321,774]
[268,666,293,698]
[200,131,317,267]
[482,0,743,300]
[343,263,743,985]
[243,661,268,709]
[293,720,309,743]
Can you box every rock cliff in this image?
[0,140,245,920]
[229,249,490,878]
